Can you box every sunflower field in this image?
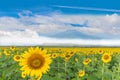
[0,46,120,80]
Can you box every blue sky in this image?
[0,0,120,16]
[1,0,120,46]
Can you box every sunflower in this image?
[98,50,104,54]
[83,58,91,65]
[19,47,52,79]
[69,51,75,56]
[0,52,2,58]
[65,54,71,59]
[4,50,10,56]
[51,53,58,58]
[64,54,71,62]
[21,71,26,78]
[102,53,111,63]
[60,53,65,58]
[78,70,85,77]
[13,55,21,62]
[10,46,16,50]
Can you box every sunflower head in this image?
[21,71,26,78]
[83,58,91,65]
[10,46,16,50]
[4,50,10,56]
[78,70,85,77]
[0,52,2,57]
[60,53,65,58]
[69,51,75,56]
[51,53,58,58]
[65,54,71,59]
[102,53,111,63]
[89,50,94,54]
[19,47,52,79]
[98,50,104,54]
[13,55,21,62]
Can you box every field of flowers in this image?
[0,46,120,80]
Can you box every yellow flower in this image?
[37,76,42,80]
[65,54,71,59]
[60,53,65,58]
[78,70,85,77]
[13,55,21,62]
[0,52,2,58]
[102,53,111,63]
[69,51,75,56]
[51,53,58,58]
[89,50,94,54]
[19,47,52,79]
[83,58,91,65]
[64,54,71,62]
[10,46,16,50]
[21,71,26,78]
[4,50,10,56]
[98,50,104,54]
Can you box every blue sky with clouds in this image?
[1,0,120,46]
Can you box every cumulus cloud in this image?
[0,13,120,35]
[1,12,120,45]
[1,30,120,46]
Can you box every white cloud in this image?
[0,29,38,38]
[1,30,120,46]
[1,13,120,35]
[1,12,120,45]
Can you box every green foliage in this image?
[0,47,120,80]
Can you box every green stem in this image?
[102,63,104,80]
[58,58,60,79]
[118,63,120,79]
[64,62,66,73]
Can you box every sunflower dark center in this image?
[80,72,83,75]
[66,54,70,58]
[53,54,57,57]
[16,56,20,60]
[27,54,45,69]
[79,71,84,76]
[85,60,89,63]
[104,55,109,60]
